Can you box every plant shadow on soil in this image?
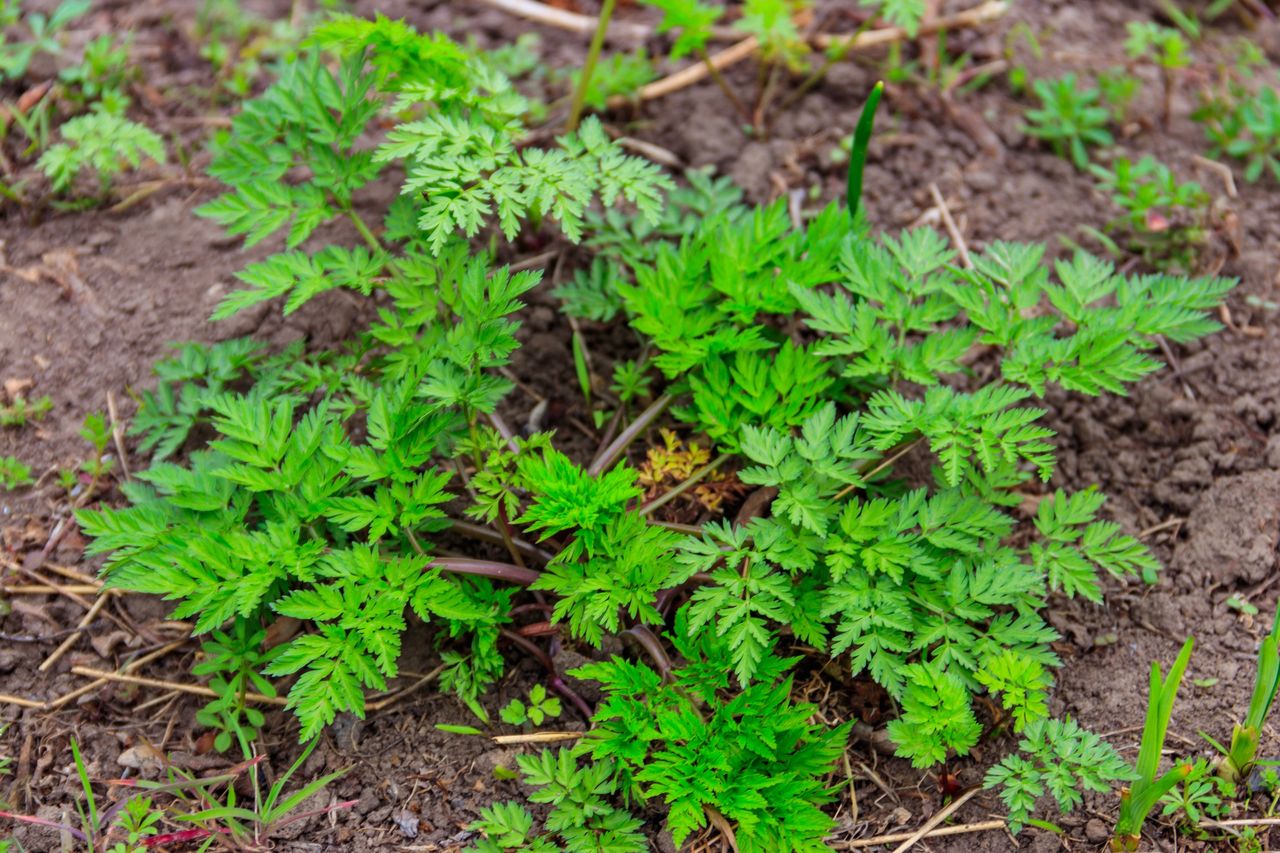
[2,0,1280,850]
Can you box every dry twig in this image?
[928,182,972,269]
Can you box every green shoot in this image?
[0,393,51,427]
[37,108,166,197]
[847,81,883,224]
[1111,637,1196,851]
[499,684,562,726]
[0,455,32,491]
[1219,603,1280,784]
[566,0,616,131]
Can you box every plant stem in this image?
[448,518,554,564]
[499,628,594,721]
[345,207,384,254]
[432,557,541,586]
[833,435,924,502]
[698,45,752,124]
[639,453,730,516]
[566,0,616,132]
[587,393,672,475]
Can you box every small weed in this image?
[1024,73,1114,169]
[37,107,166,198]
[499,684,562,726]
[1125,21,1191,125]
[0,0,87,82]
[0,456,32,491]
[0,394,51,427]
[1089,155,1211,272]
[985,717,1133,834]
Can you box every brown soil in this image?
[3,0,1280,851]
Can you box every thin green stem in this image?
[567,0,617,132]
[345,207,384,254]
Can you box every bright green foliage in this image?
[1030,487,1161,602]
[1219,602,1280,783]
[0,455,32,490]
[196,50,380,248]
[59,33,134,106]
[193,620,282,752]
[534,512,684,646]
[0,0,87,81]
[1024,73,1114,169]
[886,662,982,767]
[500,684,561,726]
[1200,84,1280,183]
[469,752,644,853]
[566,49,655,109]
[0,393,51,427]
[37,108,165,194]
[735,0,810,71]
[616,206,1231,766]
[1113,637,1196,851]
[1124,22,1190,70]
[643,0,723,60]
[984,717,1133,833]
[975,649,1051,732]
[129,339,266,460]
[860,0,926,36]
[1160,758,1233,825]
[573,632,848,852]
[1091,155,1211,272]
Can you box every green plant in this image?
[1098,67,1143,125]
[573,626,849,851]
[1090,155,1211,272]
[0,394,51,427]
[59,34,135,107]
[1024,73,1114,169]
[0,738,162,851]
[565,48,655,111]
[469,751,643,852]
[0,456,32,491]
[75,11,1240,848]
[0,0,88,82]
[194,620,283,752]
[1201,83,1280,183]
[1214,602,1280,784]
[984,716,1133,833]
[198,20,669,255]
[1125,21,1191,125]
[37,107,166,197]
[1160,758,1233,826]
[500,684,562,726]
[1112,637,1196,851]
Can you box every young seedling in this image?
[37,107,166,199]
[0,455,32,491]
[0,0,88,82]
[499,684,562,726]
[1024,73,1114,169]
[1112,637,1196,852]
[1089,155,1211,272]
[0,393,51,426]
[1214,602,1280,784]
[1125,22,1191,126]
